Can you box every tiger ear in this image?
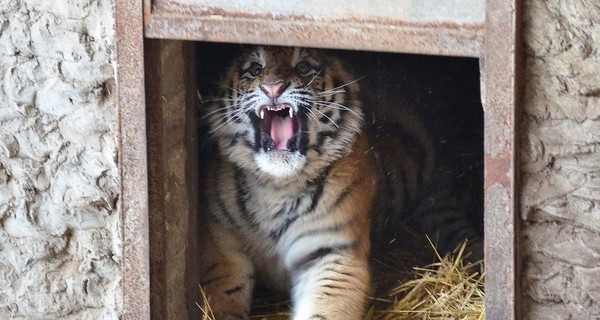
[300,47,325,64]
[249,46,265,58]
[297,47,311,58]
[236,45,261,57]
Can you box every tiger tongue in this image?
[270,115,294,150]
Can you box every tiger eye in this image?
[242,62,263,79]
[249,62,262,77]
[295,61,312,76]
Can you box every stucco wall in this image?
[521,1,600,319]
[0,0,121,319]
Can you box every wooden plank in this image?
[145,39,200,320]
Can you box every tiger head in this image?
[207,46,363,179]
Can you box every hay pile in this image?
[198,241,484,320]
[371,240,484,320]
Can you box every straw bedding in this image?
[198,239,484,320]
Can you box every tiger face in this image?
[207,47,363,179]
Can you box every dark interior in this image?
[194,42,484,316]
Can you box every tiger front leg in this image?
[290,252,370,320]
[198,232,255,320]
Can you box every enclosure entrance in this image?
[145,41,485,318]
[116,1,520,319]
[191,43,483,319]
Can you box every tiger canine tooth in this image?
[289,108,294,118]
[260,109,265,119]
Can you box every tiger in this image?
[197,46,483,320]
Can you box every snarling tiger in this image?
[198,46,483,320]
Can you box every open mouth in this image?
[258,104,300,152]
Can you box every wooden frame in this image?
[115,0,521,319]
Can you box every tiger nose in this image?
[260,81,287,98]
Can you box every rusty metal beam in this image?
[144,0,484,58]
[483,0,522,319]
[116,0,151,318]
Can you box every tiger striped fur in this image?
[198,46,483,319]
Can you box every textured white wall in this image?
[0,0,121,319]
[521,0,600,319]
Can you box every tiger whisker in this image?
[244,96,262,107]
[316,90,345,96]
[224,86,245,95]
[202,104,240,119]
[201,97,239,103]
[312,100,362,119]
[209,118,238,135]
[208,115,235,132]
[316,77,364,95]
[209,110,245,134]
[311,106,339,128]
[306,111,320,126]
[302,107,320,126]
[304,70,322,88]
[312,101,351,111]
